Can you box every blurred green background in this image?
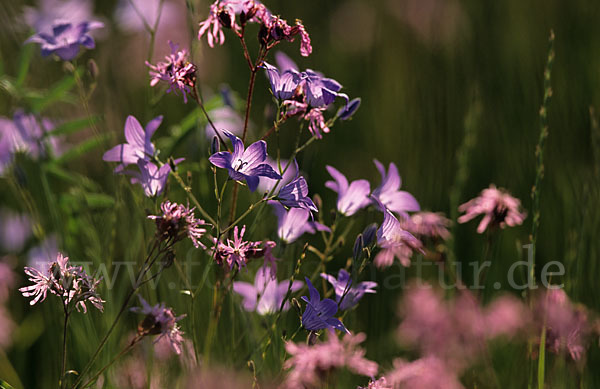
[1,0,600,387]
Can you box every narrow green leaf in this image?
[44,163,100,191]
[84,193,115,208]
[16,43,35,87]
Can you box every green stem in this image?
[170,170,217,226]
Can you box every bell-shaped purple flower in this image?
[372,159,420,217]
[321,269,377,311]
[263,62,302,101]
[301,277,348,333]
[103,115,163,173]
[276,175,317,213]
[209,130,282,192]
[301,70,349,108]
[272,202,329,244]
[233,266,303,315]
[375,208,423,268]
[325,166,371,216]
[128,159,183,198]
[26,20,104,61]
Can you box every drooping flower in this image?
[19,252,104,313]
[301,69,349,108]
[263,61,302,100]
[103,115,163,172]
[276,175,318,212]
[146,41,197,103]
[375,209,423,268]
[26,20,104,61]
[128,159,183,197]
[272,202,329,244]
[148,201,208,249]
[211,225,261,269]
[209,131,282,192]
[372,159,420,217]
[337,97,361,121]
[0,209,32,253]
[402,211,452,242]
[321,269,377,310]
[131,296,185,354]
[535,289,591,361]
[301,277,348,333]
[325,165,371,216]
[283,332,377,389]
[233,266,303,315]
[458,185,527,233]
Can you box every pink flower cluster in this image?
[284,332,378,389]
[19,252,104,313]
[198,0,311,56]
[146,41,197,103]
[458,185,527,233]
[131,296,185,355]
[211,225,278,271]
[149,201,208,249]
[397,285,528,372]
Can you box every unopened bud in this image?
[211,136,220,154]
[361,223,378,247]
[353,234,364,261]
[337,97,361,121]
[87,59,99,80]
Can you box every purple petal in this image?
[209,152,233,169]
[233,282,258,311]
[325,165,348,194]
[124,116,146,151]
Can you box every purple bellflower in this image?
[372,159,420,217]
[375,208,423,268]
[233,266,303,315]
[263,62,302,100]
[209,130,282,192]
[272,202,329,244]
[301,69,349,108]
[128,159,183,198]
[321,269,377,310]
[301,277,348,333]
[26,20,104,61]
[24,0,98,35]
[325,165,371,216]
[276,174,318,212]
[103,115,163,172]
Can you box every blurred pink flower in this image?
[284,332,378,389]
[536,289,591,361]
[458,185,526,233]
[359,377,392,389]
[402,211,451,241]
[386,356,464,389]
[398,285,528,371]
[131,296,185,355]
[0,209,31,252]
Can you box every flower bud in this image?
[87,59,99,80]
[361,223,378,247]
[211,136,220,154]
[353,234,364,261]
[337,98,361,121]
